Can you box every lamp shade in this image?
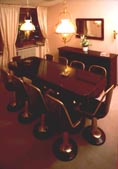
[20,19,35,31]
[55,19,76,43]
[56,19,75,34]
[55,0,76,44]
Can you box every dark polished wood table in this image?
[36,60,106,99]
[9,57,106,100]
[8,57,107,161]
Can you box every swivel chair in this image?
[82,85,114,145]
[45,91,84,161]
[70,60,85,70]
[0,68,18,111]
[19,81,51,139]
[7,75,32,123]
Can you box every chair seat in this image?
[82,98,106,119]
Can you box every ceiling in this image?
[0,0,63,7]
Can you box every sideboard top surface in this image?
[58,46,117,59]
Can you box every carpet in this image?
[0,79,117,169]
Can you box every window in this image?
[0,8,45,52]
[16,8,45,47]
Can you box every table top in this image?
[34,59,106,99]
[9,58,106,99]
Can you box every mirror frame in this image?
[76,18,104,40]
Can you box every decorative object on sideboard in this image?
[55,0,76,44]
[100,52,110,57]
[82,46,89,53]
[80,35,92,52]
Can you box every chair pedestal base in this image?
[83,126,106,145]
[33,113,51,139]
[18,111,34,124]
[53,137,78,161]
[33,122,51,139]
[7,102,22,112]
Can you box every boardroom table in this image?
[36,60,106,98]
[8,57,106,101]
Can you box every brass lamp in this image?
[20,0,35,39]
[20,11,35,31]
[55,0,76,44]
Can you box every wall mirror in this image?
[76,18,104,40]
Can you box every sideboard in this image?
[58,46,117,87]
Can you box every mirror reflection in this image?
[76,18,104,40]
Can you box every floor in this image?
[0,79,118,169]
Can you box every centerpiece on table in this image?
[80,35,91,52]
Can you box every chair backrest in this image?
[12,56,21,62]
[58,56,68,65]
[1,68,9,85]
[103,84,114,116]
[93,85,114,118]
[45,54,53,61]
[23,82,48,114]
[0,68,14,91]
[12,75,27,105]
[89,64,107,77]
[45,92,82,128]
[70,60,85,70]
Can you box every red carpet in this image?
[0,80,58,169]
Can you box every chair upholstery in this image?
[12,56,21,62]
[45,90,84,161]
[58,56,68,65]
[8,56,40,78]
[0,68,17,111]
[17,81,51,139]
[21,56,40,78]
[1,68,14,91]
[11,75,27,111]
[8,56,23,77]
[82,85,114,145]
[46,91,83,130]
[70,60,85,70]
[17,79,46,122]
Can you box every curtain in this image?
[0,5,20,68]
[37,6,50,58]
